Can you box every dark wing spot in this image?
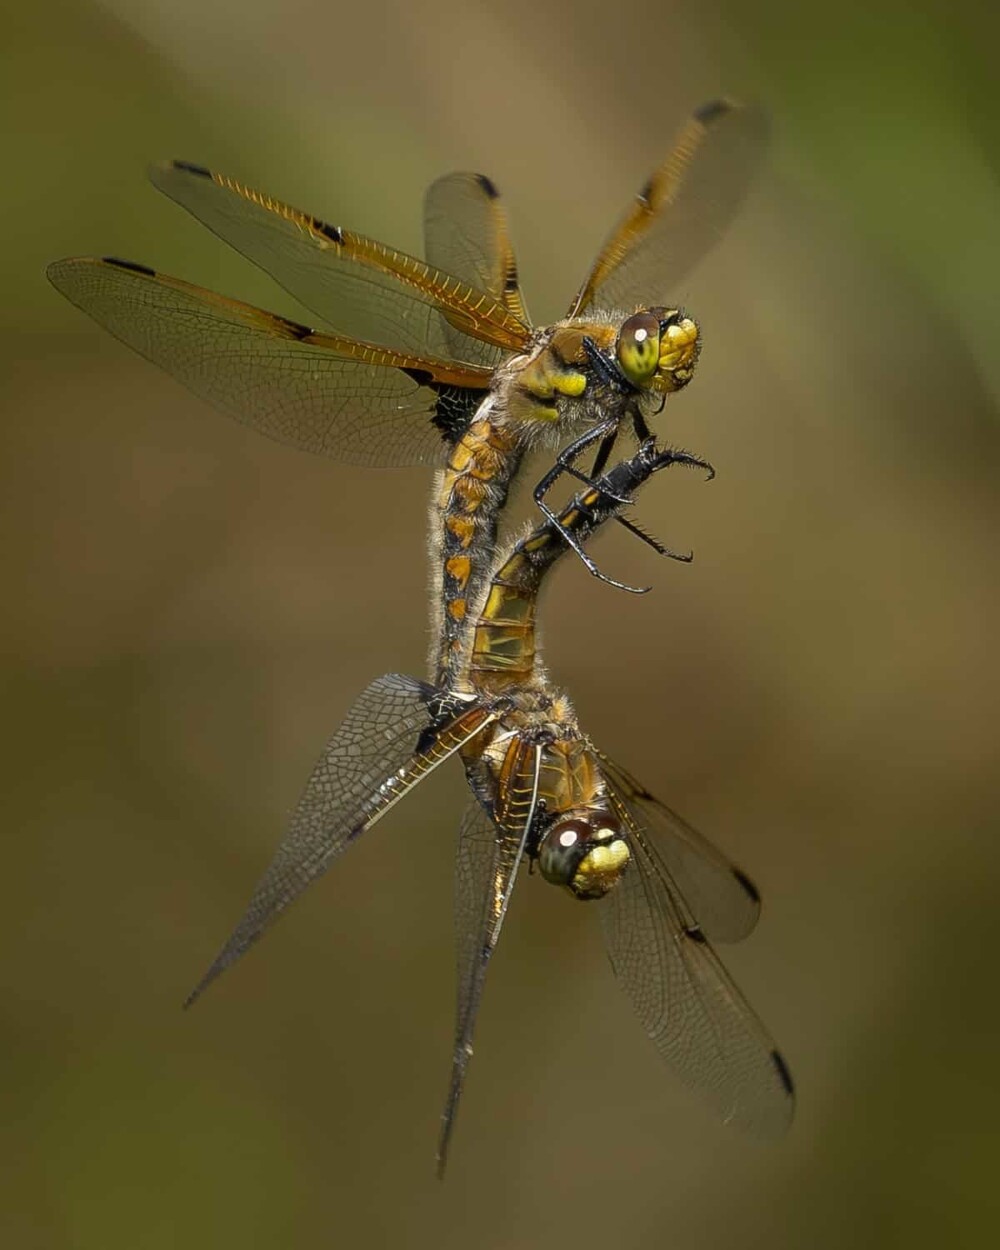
[694,99,733,126]
[277,315,313,341]
[401,366,435,388]
[503,265,520,294]
[171,159,212,178]
[685,925,707,945]
[315,220,344,244]
[638,177,654,206]
[103,258,156,277]
[732,867,761,904]
[475,174,500,200]
[770,1049,795,1097]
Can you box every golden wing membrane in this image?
[570,98,769,315]
[150,160,532,361]
[47,257,493,467]
[424,171,529,369]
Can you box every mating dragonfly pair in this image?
[49,98,794,1170]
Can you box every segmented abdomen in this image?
[432,414,522,686]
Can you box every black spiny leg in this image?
[532,336,644,591]
[616,443,716,563]
[533,418,631,506]
[589,424,619,480]
[588,419,690,561]
[615,514,693,563]
[579,383,692,564]
[533,419,652,594]
[630,404,653,444]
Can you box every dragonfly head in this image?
[616,308,699,395]
[537,811,630,900]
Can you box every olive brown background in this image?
[4,0,999,1245]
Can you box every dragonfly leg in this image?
[534,418,632,506]
[612,441,716,561]
[589,424,620,479]
[630,404,653,443]
[615,513,693,563]
[533,419,651,594]
[581,332,628,393]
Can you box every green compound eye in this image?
[616,310,662,386]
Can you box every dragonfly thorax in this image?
[537,809,630,900]
[503,308,699,444]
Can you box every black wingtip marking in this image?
[695,99,734,126]
[475,173,500,200]
[171,159,212,178]
[770,1049,795,1097]
[732,867,761,904]
[103,257,156,277]
[316,220,344,245]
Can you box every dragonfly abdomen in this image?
[431,408,523,685]
[468,573,538,691]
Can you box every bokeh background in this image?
[4,1,1000,1245]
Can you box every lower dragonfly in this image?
[185,437,795,1170]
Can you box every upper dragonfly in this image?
[47,100,767,685]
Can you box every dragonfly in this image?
[47,99,767,685]
[182,436,794,1172]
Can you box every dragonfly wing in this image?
[48,257,492,467]
[570,99,769,315]
[436,739,540,1175]
[600,753,761,942]
[423,171,528,366]
[150,160,531,360]
[186,675,495,1004]
[599,809,794,1137]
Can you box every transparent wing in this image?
[185,675,495,1004]
[48,257,491,467]
[600,800,794,1137]
[570,99,769,315]
[600,753,760,942]
[436,739,539,1175]
[423,171,528,367]
[150,160,532,360]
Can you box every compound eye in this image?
[537,814,630,899]
[538,819,588,887]
[616,310,662,387]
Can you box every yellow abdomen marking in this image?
[451,474,488,513]
[446,514,476,547]
[445,555,472,587]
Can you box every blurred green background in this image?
[4,0,1000,1246]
